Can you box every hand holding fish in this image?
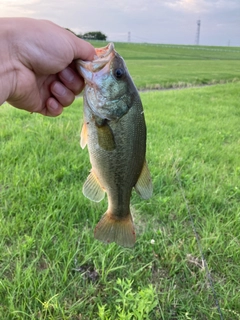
[0,18,95,116]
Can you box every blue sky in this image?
[1,0,239,46]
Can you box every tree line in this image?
[66,29,107,41]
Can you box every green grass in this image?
[1,80,240,319]
[1,42,240,318]
[90,41,240,89]
[90,42,240,60]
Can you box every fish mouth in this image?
[76,43,115,76]
[76,43,117,120]
[95,43,114,60]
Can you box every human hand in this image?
[0,18,95,116]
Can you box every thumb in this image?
[67,32,96,61]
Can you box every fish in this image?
[76,43,152,248]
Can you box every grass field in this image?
[91,41,240,90]
[1,43,240,319]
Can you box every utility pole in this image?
[128,31,131,43]
[195,20,201,45]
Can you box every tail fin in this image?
[94,211,135,248]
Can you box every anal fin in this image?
[134,160,153,199]
[83,171,105,202]
[94,211,135,248]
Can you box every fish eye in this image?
[114,68,124,79]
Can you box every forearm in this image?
[0,19,16,105]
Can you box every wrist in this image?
[0,18,17,105]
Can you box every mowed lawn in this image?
[91,41,240,89]
[0,42,240,319]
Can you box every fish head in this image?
[76,43,137,121]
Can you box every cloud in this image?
[165,0,240,13]
[0,0,38,16]
[0,0,239,46]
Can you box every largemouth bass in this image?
[76,43,152,247]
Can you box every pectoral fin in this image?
[80,122,88,149]
[96,120,116,151]
[134,160,153,199]
[83,171,105,202]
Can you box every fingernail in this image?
[52,83,66,96]
[60,68,75,82]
